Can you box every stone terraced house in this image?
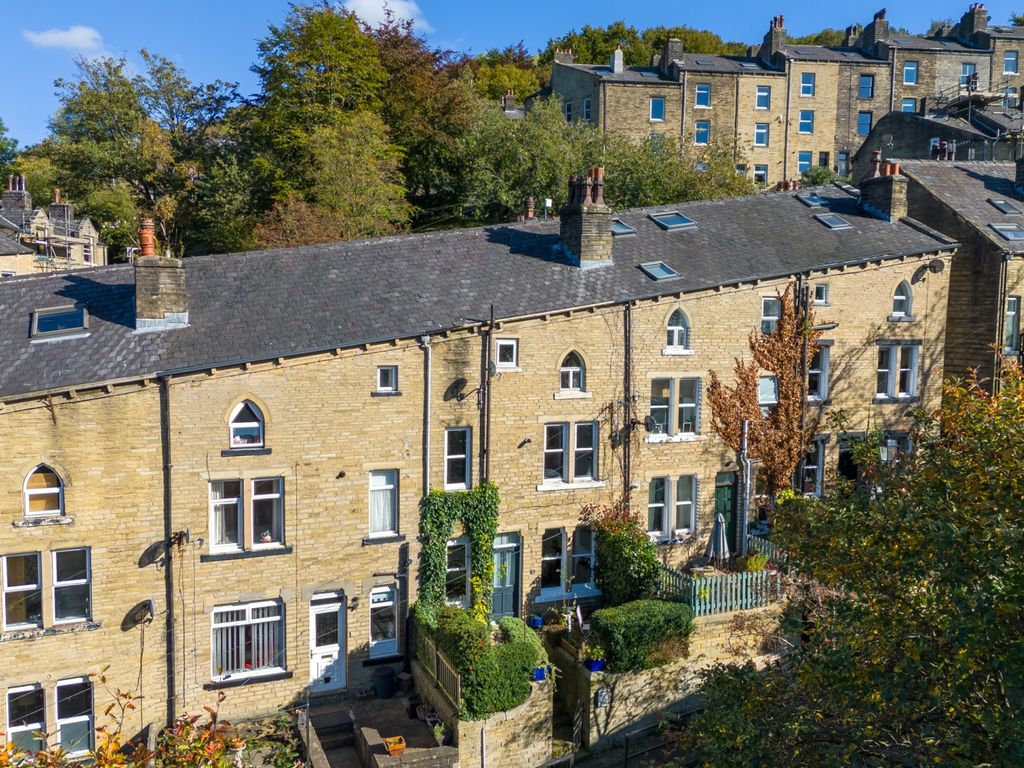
[0,170,956,749]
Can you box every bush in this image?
[461,641,536,719]
[582,499,660,606]
[744,552,769,572]
[801,165,839,185]
[590,599,694,672]
[497,615,547,666]
[434,606,490,667]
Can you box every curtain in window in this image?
[370,483,395,533]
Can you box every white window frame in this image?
[2,553,42,631]
[694,83,711,108]
[650,96,666,122]
[542,423,568,483]
[1005,50,1019,75]
[495,338,519,370]
[570,527,596,593]
[210,600,285,681]
[758,376,779,417]
[573,422,596,481]
[251,477,284,548]
[444,427,471,490]
[648,476,698,541]
[23,465,64,518]
[800,439,826,497]
[648,378,701,439]
[228,401,265,449]
[761,296,782,334]
[798,109,814,134]
[539,528,564,596]
[52,548,90,624]
[694,120,710,145]
[677,378,699,435]
[1004,296,1020,353]
[755,85,771,110]
[369,585,398,658]
[807,345,830,401]
[901,97,917,113]
[368,469,398,537]
[753,165,768,185]
[813,283,829,305]
[376,366,398,393]
[559,352,585,391]
[666,309,690,350]
[800,72,815,97]
[877,344,919,399]
[903,60,918,85]
[537,526,600,602]
[564,101,573,121]
[6,684,45,754]
[445,539,470,608]
[754,123,769,147]
[891,281,912,318]
[210,480,244,553]
[961,62,977,86]
[583,98,592,121]
[55,678,93,756]
[647,477,667,537]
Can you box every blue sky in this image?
[2,0,1021,147]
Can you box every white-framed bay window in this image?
[211,600,285,680]
[648,475,698,540]
[369,585,398,658]
[6,684,45,753]
[538,526,599,601]
[368,469,398,537]
[53,548,90,623]
[55,678,93,756]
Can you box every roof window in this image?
[991,223,1024,240]
[639,261,681,281]
[611,219,637,236]
[695,59,714,66]
[640,71,658,78]
[797,192,828,207]
[795,48,814,55]
[739,61,759,69]
[649,211,696,230]
[31,306,88,339]
[989,198,1021,214]
[814,213,853,230]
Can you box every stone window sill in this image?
[645,433,703,444]
[553,390,592,400]
[220,448,272,457]
[873,396,921,405]
[495,365,521,373]
[535,587,601,604]
[1,620,100,643]
[535,479,606,492]
[201,545,292,563]
[661,346,694,356]
[362,534,406,546]
[887,315,916,323]
[204,670,292,690]
[13,515,74,528]
[370,391,403,398]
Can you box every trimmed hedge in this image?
[590,599,695,672]
[434,606,490,666]
[496,616,547,666]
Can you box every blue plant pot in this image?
[528,616,543,629]
[585,659,606,672]
[533,666,547,681]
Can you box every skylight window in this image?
[695,59,714,66]
[795,48,814,55]
[639,261,681,281]
[991,223,1024,240]
[797,192,828,207]
[649,211,696,230]
[814,213,853,230]
[739,61,759,69]
[989,198,1021,214]
[640,71,659,78]
[611,219,637,236]
[31,306,88,339]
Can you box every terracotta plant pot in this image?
[384,736,406,756]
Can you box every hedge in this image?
[496,616,547,666]
[589,599,695,672]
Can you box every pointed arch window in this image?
[229,401,265,448]
[667,309,690,349]
[24,465,64,517]
[892,281,912,318]
[560,352,585,391]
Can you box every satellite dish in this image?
[137,540,166,568]
[928,259,946,274]
[643,415,657,433]
[443,378,468,402]
[882,133,894,147]
[121,599,155,631]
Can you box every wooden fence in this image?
[416,630,462,708]
[745,534,787,566]
[657,564,781,617]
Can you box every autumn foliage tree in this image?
[706,283,822,495]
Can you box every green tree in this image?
[0,118,16,175]
[789,28,846,46]
[1012,12,1024,26]
[540,21,649,68]
[688,366,1024,766]
[472,42,542,101]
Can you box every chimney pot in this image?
[560,167,613,268]
[525,195,535,220]
[139,218,157,258]
[135,218,188,331]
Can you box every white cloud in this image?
[342,0,434,33]
[22,25,105,53]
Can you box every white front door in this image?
[309,594,345,691]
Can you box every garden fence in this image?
[416,630,462,708]
[657,564,781,617]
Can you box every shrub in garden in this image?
[590,599,694,672]
[433,605,490,666]
[460,641,536,719]
[581,499,660,606]
[497,615,547,666]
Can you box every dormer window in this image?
[891,281,912,319]
[560,352,585,391]
[666,309,690,349]
[24,465,64,517]
[31,306,88,339]
[229,401,265,448]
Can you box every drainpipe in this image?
[783,62,793,180]
[738,420,751,556]
[484,305,495,482]
[623,303,633,500]
[419,336,432,495]
[158,376,176,726]
[996,253,1011,391]
[733,76,741,164]
[889,48,897,114]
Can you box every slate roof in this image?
[900,160,1024,253]
[0,232,31,257]
[0,187,955,400]
[557,63,675,83]
[887,35,980,51]
[781,46,879,63]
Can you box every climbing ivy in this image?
[418,482,500,616]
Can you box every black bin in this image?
[374,666,396,699]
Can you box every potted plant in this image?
[384,736,406,756]
[259,530,274,543]
[527,614,543,630]
[533,664,548,681]
[432,723,446,746]
[581,642,606,672]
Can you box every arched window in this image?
[229,401,265,448]
[892,281,912,318]
[24,465,64,517]
[560,352,585,391]
[667,309,690,348]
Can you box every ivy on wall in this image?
[418,482,500,618]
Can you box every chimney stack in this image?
[610,47,624,74]
[859,163,908,222]
[560,167,613,268]
[553,48,574,65]
[525,196,535,220]
[2,174,32,213]
[860,9,890,53]
[759,15,787,67]
[844,23,863,47]
[956,3,988,43]
[660,38,684,74]
[135,218,188,332]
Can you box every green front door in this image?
[715,472,737,551]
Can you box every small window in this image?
[444,428,471,489]
[369,586,398,658]
[55,678,93,755]
[903,60,918,85]
[813,284,829,304]
[24,465,63,517]
[647,478,667,536]
[252,478,284,546]
[543,423,568,482]
[991,223,1024,240]
[901,97,917,113]
[1005,50,1019,74]
[649,379,670,433]
[583,98,592,121]
[800,72,815,97]
[611,218,636,236]
[648,211,695,230]
[559,352,585,391]
[445,539,470,607]
[7,685,45,753]
[376,366,398,392]
[229,401,265,449]
[877,343,919,398]
[961,62,977,87]
[758,376,779,417]
[1005,296,1021,353]
[858,74,875,99]
[807,346,830,401]
[798,110,814,134]
[540,528,564,591]
[754,123,769,146]
[210,480,243,552]
[755,85,771,109]
[761,296,782,334]
[797,192,827,207]
[753,165,768,185]
[990,198,1022,215]
[650,97,666,121]
[675,475,696,534]
[369,469,398,535]
[495,338,518,369]
[1003,88,1018,109]
[800,440,826,497]
[694,120,710,144]
[564,101,573,122]
[2,554,42,630]
[815,213,853,230]
[856,111,873,136]
[640,261,681,281]
[667,309,690,348]
[53,548,90,623]
[695,83,711,107]
[574,422,596,480]
[211,601,285,679]
[649,476,698,539]
[797,151,812,173]
[571,527,595,588]
[31,305,88,338]
[892,281,912,317]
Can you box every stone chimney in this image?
[859,158,908,221]
[2,174,32,213]
[759,15,787,67]
[610,47,624,74]
[501,89,516,111]
[844,24,863,47]
[560,168,613,268]
[660,38,684,74]
[955,3,989,44]
[135,218,188,332]
[48,189,74,234]
[553,48,574,65]
[860,9,890,53]
[525,195,535,220]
